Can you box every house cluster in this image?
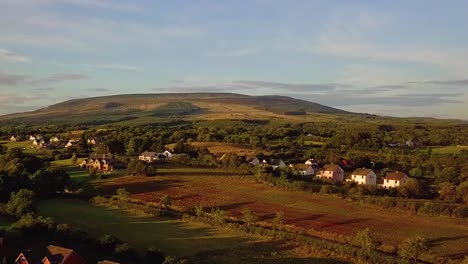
[244,155,409,189]
[388,138,422,148]
[79,154,115,171]
[15,244,119,264]
[138,150,175,162]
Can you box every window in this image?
[387,179,389,183]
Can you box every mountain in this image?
[0,93,356,125]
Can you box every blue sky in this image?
[1,0,467,119]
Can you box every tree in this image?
[457,181,468,204]
[409,167,423,178]
[195,204,204,218]
[439,182,458,202]
[30,168,71,197]
[143,248,165,264]
[241,207,257,228]
[115,188,130,208]
[5,189,35,218]
[210,208,226,226]
[398,235,428,261]
[398,178,423,198]
[353,228,377,256]
[160,195,172,209]
[272,211,285,230]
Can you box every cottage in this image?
[163,150,175,159]
[347,168,377,185]
[87,138,97,145]
[305,158,319,169]
[15,245,86,264]
[29,135,36,141]
[10,136,18,142]
[317,164,344,183]
[139,151,158,162]
[32,138,50,149]
[50,136,60,143]
[79,154,114,171]
[65,139,80,148]
[245,156,261,166]
[270,159,286,169]
[381,171,409,188]
[290,164,314,176]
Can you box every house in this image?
[29,135,36,141]
[317,164,344,183]
[65,139,79,148]
[139,151,158,162]
[381,171,409,188]
[290,164,314,176]
[15,245,86,264]
[346,168,377,185]
[50,136,60,143]
[87,138,97,145]
[32,138,50,149]
[10,136,18,142]
[245,156,261,166]
[305,158,319,169]
[79,154,114,171]
[270,159,286,169]
[163,150,175,159]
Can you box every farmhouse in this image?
[139,151,158,162]
[381,171,409,188]
[10,135,18,142]
[317,164,344,183]
[347,168,377,185]
[32,138,50,149]
[80,154,114,171]
[50,136,60,143]
[245,156,261,166]
[87,138,97,145]
[15,245,86,264]
[290,164,314,176]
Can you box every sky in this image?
[0,0,467,119]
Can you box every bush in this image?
[452,205,468,218]
[417,202,452,217]
[5,189,35,218]
[320,185,338,194]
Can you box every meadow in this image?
[430,145,468,154]
[92,168,468,259]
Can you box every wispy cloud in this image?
[0,48,30,62]
[0,72,29,86]
[82,64,141,71]
[207,48,259,58]
[0,71,86,86]
[85,88,112,92]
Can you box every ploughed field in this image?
[93,167,468,259]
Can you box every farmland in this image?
[35,199,347,263]
[92,168,468,259]
[430,145,468,155]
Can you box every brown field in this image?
[93,167,468,259]
[166,141,269,156]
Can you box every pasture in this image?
[93,168,468,259]
[430,145,468,154]
[165,141,266,156]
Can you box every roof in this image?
[291,164,312,170]
[46,245,86,264]
[140,151,157,157]
[245,156,258,162]
[270,159,284,166]
[320,164,342,172]
[384,171,408,181]
[351,168,373,176]
[90,153,114,161]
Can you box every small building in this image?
[163,150,175,159]
[269,159,286,169]
[29,135,36,141]
[305,158,319,169]
[50,136,60,143]
[347,168,377,185]
[290,164,314,176]
[32,138,50,149]
[87,138,97,145]
[65,139,80,148]
[79,154,114,171]
[10,136,18,142]
[139,151,158,162]
[15,245,86,264]
[317,164,344,183]
[381,171,409,188]
[245,156,261,166]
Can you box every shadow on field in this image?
[290,214,324,224]
[189,240,351,264]
[96,179,185,195]
[427,235,467,247]
[319,218,370,229]
[206,201,255,212]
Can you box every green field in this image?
[36,199,256,256]
[430,146,468,154]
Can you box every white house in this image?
[317,164,344,183]
[65,139,80,148]
[290,164,315,176]
[305,158,319,168]
[381,171,409,188]
[245,156,261,166]
[163,150,175,159]
[139,151,158,162]
[87,138,97,145]
[347,168,377,185]
[10,136,17,142]
[29,135,36,141]
[50,136,60,143]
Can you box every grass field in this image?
[36,199,257,256]
[92,168,468,259]
[36,199,350,263]
[165,141,269,156]
[430,146,468,154]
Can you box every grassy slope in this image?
[93,169,468,259]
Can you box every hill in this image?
[0,93,355,125]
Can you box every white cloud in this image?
[0,48,30,62]
[82,64,142,71]
[207,48,259,58]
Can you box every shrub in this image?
[5,189,35,218]
[210,208,226,226]
[452,205,468,218]
[241,207,258,228]
[320,185,338,194]
[398,235,427,261]
[417,202,452,217]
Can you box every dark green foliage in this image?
[5,189,34,218]
[153,101,201,117]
